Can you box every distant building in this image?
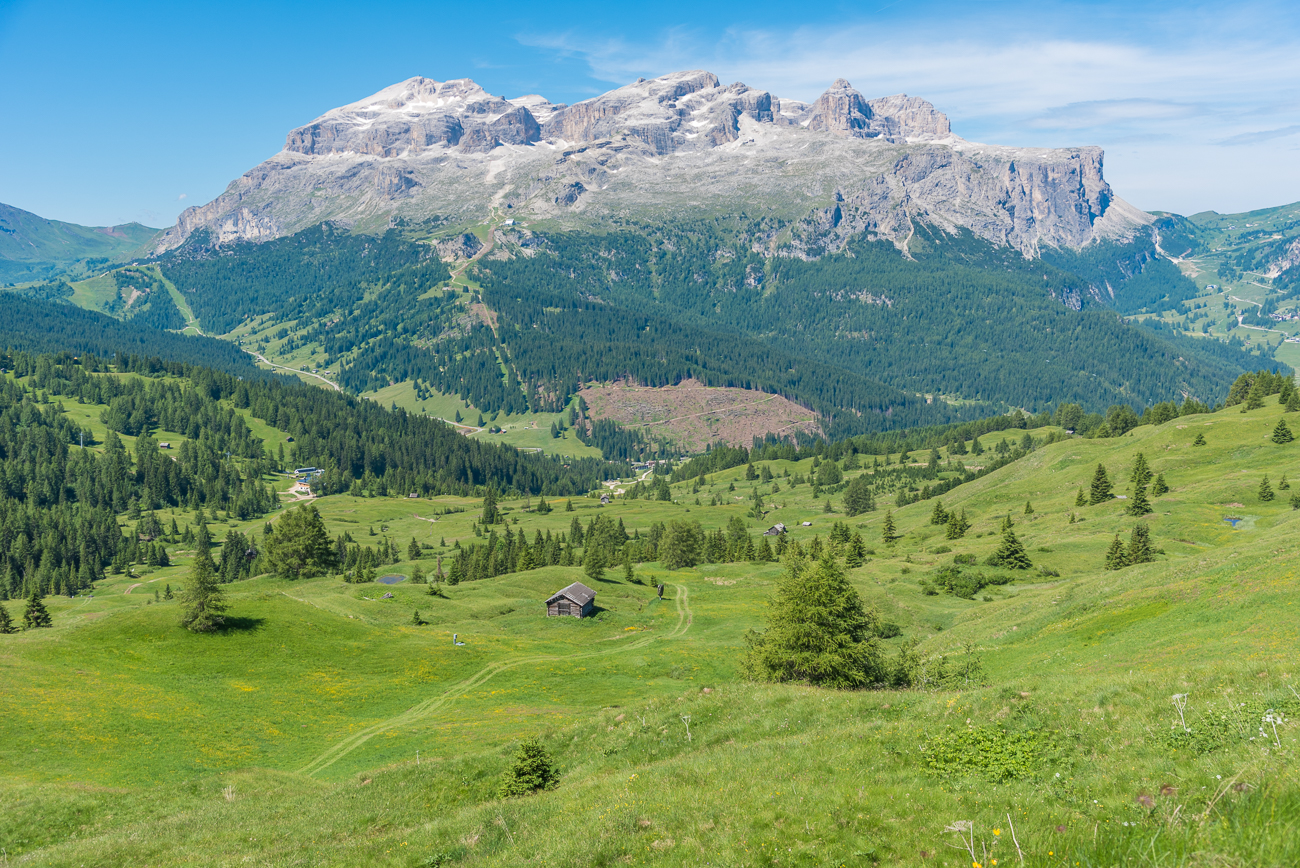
[801,521,813,527]
[600,493,611,504]
[157,442,171,449]
[546,582,596,618]
[763,522,787,537]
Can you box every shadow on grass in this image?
[217,616,265,633]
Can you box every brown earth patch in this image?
[580,379,820,451]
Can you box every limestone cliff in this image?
[153,71,1151,257]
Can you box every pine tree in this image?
[179,555,225,633]
[499,738,561,797]
[1075,487,1086,507]
[1152,474,1169,496]
[929,499,948,526]
[583,544,606,582]
[0,603,15,633]
[481,487,498,524]
[564,499,574,512]
[411,609,424,625]
[1245,377,1268,410]
[1287,390,1300,413]
[1291,491,1300,510]
[411,565,426,584]
[1126,524,1154,565]
[22,589,52,629]
[1104,535,1128,570]
[1024,500,1034,515]
[408,537,422,560]
[757,536,775,563]
[843,476,875,516]
[1279,474,1291,491]
[742,555,886,688]
[1271,419,1294,444]
[1130,453,1152,488]
[622,549,636,583]
[1192,432,1206,446]
[989,526,1032,569]
[1089,464,1113,505]
[1126,483,1152,516]
[266,505,338,579]
[1259,475,1275,502]
[881,510,900,546]
[945,509,968,540]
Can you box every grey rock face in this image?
[154,71,1151,258]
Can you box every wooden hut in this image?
[546,582,596,618]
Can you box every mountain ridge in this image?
[152,71,1151,259]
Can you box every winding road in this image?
[298,582,693,777]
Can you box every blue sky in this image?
[2,0,1298,227]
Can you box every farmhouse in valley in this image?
[546,582,596,618]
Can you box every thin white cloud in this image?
[177,193,187,200]
[1218,124,1300,146]
[518,15,1300,213]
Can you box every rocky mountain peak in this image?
[154,69,1151,258]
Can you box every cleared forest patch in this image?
[580,378,820,450]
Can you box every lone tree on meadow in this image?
[1089,464,1114,505]
[988,525,1032,570]
[1152,474,1169,496]
[1130,453,1153,488]
[1193,432,1207,446]
[843,475,875,516]
[265,504,337,579]
[1259,475,1276,502]
[499,738,561,797]
[1104,535,1128,570]
[1126,524,1155,565]
[1126,482,1153,517]
[408,537,422,560]
[22,589,52,629]
[743,555,886,689]
[1271,419,1294,444]
[881,510,900,546]
[179,553,226,633]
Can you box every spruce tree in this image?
[1126,483,1153,516]
[1104,535,1128,570]
[1152,474,1169,496]
[1279,474,1290,491]
[1292,492,1300,510]
[929,500,948,525]
[622,549,636,583]
[945,509,969,540]
[411,565,426,584]
[583,545,606,582]
[179,555,226,633]
[1193,432,1206,446]
[742,555,885,688]
[989,526,1032,570]
[1089,464,1113,505]
[1024,500,1034,515]
[1259,475,1276,502]
[881,511,900,546]
[0,603,15,634]
[1126,524,1154,565]
[1271,419,1294,444]
[1287,390,1300,413]
[499,738,561,797]
[843,476,874,516]
[1130,453,1152,488]
[481,488,498,524]
[845,532,866,568]
[757,536,775,563]
[22,589,52,629]
[266,505,337,579]
[408,537,422,560]
[1075,487,1086,507]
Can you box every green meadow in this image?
[2,399,1300,866]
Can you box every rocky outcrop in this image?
[152,71,1151,258]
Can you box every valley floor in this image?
[3,403,1300,866]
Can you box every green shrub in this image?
[922,726,1057,782]
[499,739,560,797]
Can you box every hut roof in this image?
[546,582,597,606]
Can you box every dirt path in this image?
[244,349,342,392]
[298,582,693,777]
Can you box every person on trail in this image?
[657,583,664,599]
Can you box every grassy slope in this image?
[2,402,1300,865]
[0,202,158,264]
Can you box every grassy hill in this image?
[2,383,1299,864]
[0,202,158,283]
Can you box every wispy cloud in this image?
[517,6,1300,212]
[1218,124,1300,146]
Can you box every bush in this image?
[953,553,977,565]
[930,544,952,554]
[499,739,561,797]
[922,726,1057,782]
